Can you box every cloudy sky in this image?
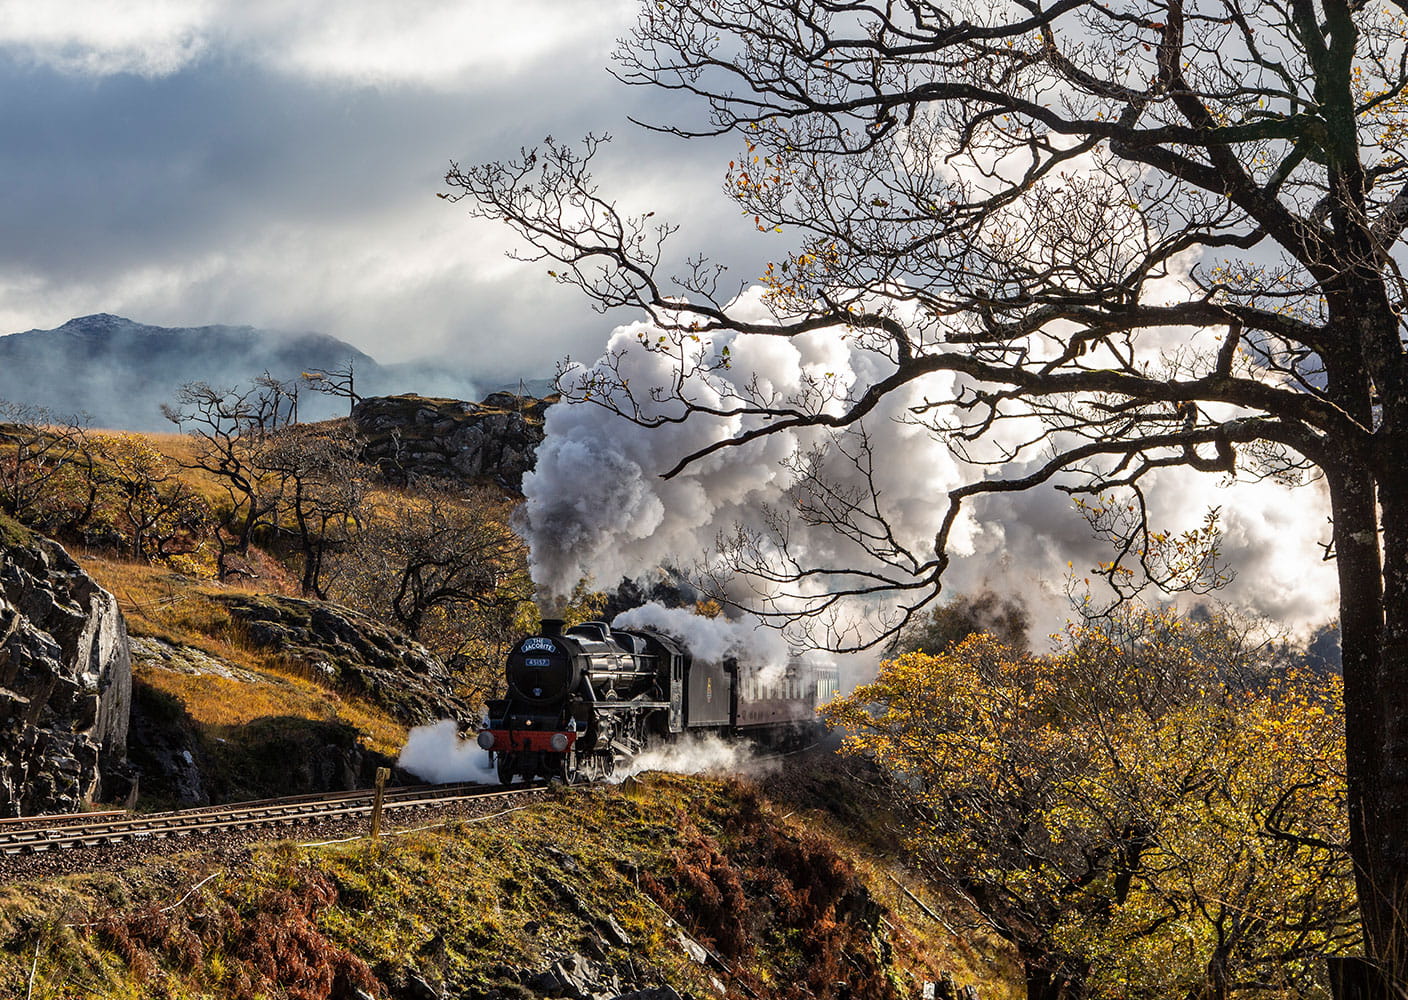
[0,0,769,380]
[0,1,1342,634]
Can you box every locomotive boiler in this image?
[476,618,839,784]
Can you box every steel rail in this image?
[0,783,537,856]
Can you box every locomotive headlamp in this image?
[550,733,570,752]
[476,730,496,750]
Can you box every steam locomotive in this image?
[476,618,840,783]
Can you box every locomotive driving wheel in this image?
[496,754,515,785]
[611,715,648,776]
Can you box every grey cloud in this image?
[0,32,782,381]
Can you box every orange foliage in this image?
[823,609,1356,1000]
[93,867,378,1000]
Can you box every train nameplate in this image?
[520,638,557,653]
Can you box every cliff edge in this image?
[0,516,132,814]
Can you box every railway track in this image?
[0,782,537,857]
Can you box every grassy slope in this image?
[81,551,408,760]
[4,421,502,778]
[0,773,1022,1000]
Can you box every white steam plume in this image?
[521,292,1339,643]
[612,602,791,681]
[398,719,499,784]
[608,733,780,783]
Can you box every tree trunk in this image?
[1366,444,1408,981]
[1328,459,1408,982]
[1323,278,1407,982]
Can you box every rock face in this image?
[215,593,473,726]
[0,518,132,815]
[351,392,552,494]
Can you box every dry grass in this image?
[81,551,407,756]
[135,665,405,757]
[79,551,268,665]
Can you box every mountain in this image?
[0,314,487,429]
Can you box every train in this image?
[476,618,840,783]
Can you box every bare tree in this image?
[335,480,526,640]
[259,424,370,598]
[450,0,1408,982]
[0,402,89,524]
[163,382,287,577]
[300,359,362,416]
[253,371,300,429]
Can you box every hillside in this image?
[0,315,506,430]
[0,394,1027,1000]
[0,389,550,812]
[0,769,1021,1000]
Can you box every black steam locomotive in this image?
[476,618,840,783]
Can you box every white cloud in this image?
[0,0,213,77]
[0,0,634,87]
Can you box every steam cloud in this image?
[608,733,781,783]
[612,603,791,676]
[521,292,1339,641]
[397,720,498,785]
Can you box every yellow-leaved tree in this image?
[823,610,1354,1000]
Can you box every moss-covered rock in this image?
[351,392,554,494]
[0,510,33,550]
[215,592,473,727]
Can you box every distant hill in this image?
[0,314,497,429]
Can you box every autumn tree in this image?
[89,433,210,561]
[452,0,1408,976]
[330,480,533,690]
[824,610,1356,1000]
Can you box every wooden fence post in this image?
[369,767,390,839]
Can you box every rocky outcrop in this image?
[127,636,401,808]
[351,392,553,494]
[214,593,473,726]
[0,516,133,815]
[126,678,209,807]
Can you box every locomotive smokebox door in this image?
[506,635,581,705]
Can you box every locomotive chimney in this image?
[540,618,566,637]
